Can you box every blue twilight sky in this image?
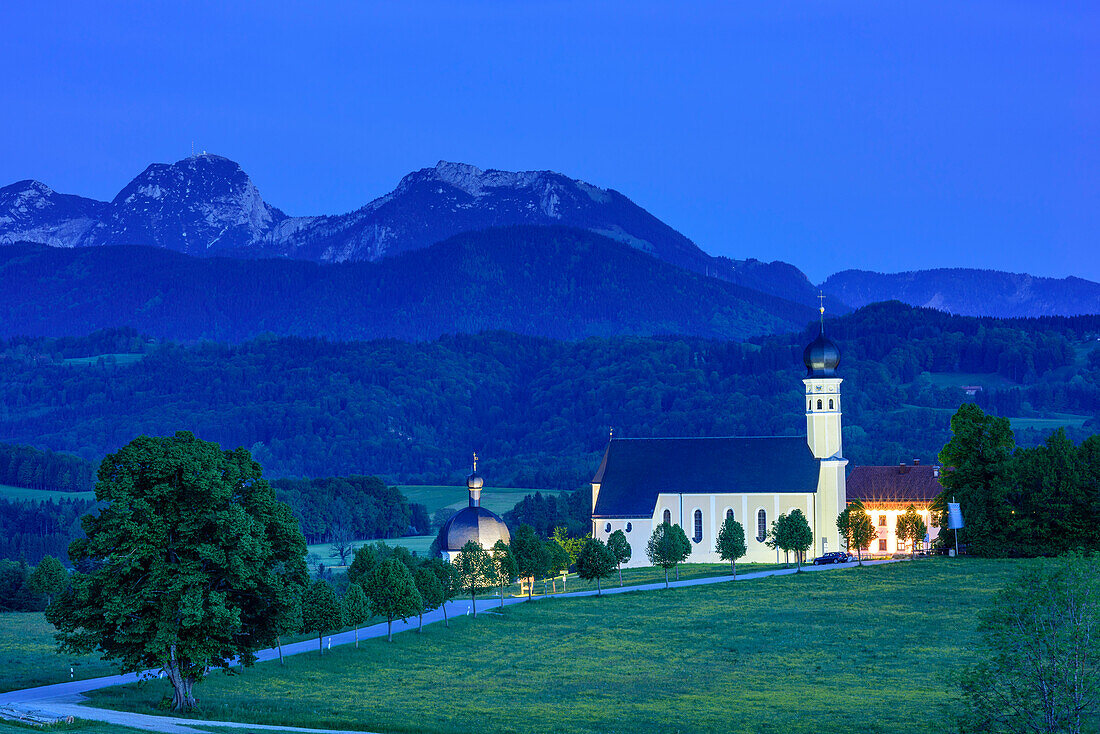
[1,2,1097,283]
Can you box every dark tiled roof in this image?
[846,465,944,504]
[592,436,821,518]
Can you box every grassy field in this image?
[0,484,96,502]
[1009,413,1091,431]
[87,559,1026,734]
[305,535,435,569]
[61,353,145,367]
[0,613,119,693]
[921,371,1017,389]
[397,485,561,518]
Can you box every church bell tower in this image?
[803,303,843,459]
[803,298,847,556]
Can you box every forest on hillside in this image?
[0,228,808,343]
[1,303,1097,491]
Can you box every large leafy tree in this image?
[575,537,616,595]
[271,580,302,666]
[453,540,493,617]
[366,558,422,641]
[646,523,690,588]
[837,501,876,565]
[714,516,747,577]
[785,509,814,571]
[45,432,308,712]
[606,530,631,586]
[491,540,518,608]
[510,524,550,599]
[341,583,371,648]
[27,555,68,606]
[301,579,343,655]
[937,404,1016,555]
[545,538,572,591]
[346,543,379,586]
[959,553,1099,734]
[895,505,928,560]
[421,558,457,627]
[413,566,444,632]
[769,511,812,571]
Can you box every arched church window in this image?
[828,399,834,409]
[626,522,632,533]
[817,399,823,410]
[725,508,734,520]
[756,509,767,542]
[605,522,611,533]
[693,510,703,543]
[663,509,671,525]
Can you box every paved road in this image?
[0,559,891,733]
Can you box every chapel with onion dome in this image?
[438,453,511,562]
[589,300,849,566]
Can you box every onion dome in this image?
[804,295,840,376]
[439,505,511,552]
[441,452,510,553]
[803,329,840,377]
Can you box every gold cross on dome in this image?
[818,290,826,316]
[472,452,478,471]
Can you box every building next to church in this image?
[438,455,510,562]
[591,322,848,566]
[846,461,944,555]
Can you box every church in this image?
[591,324,848,566]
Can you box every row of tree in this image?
[935,404,1100,557]
[271,475,429,544]
[0,442,95,492]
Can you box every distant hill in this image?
[0,155,829,310]
[822,268,1100,317]
[0,227,814,342]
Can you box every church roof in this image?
[592,436,821,518]
[846,464,944,505]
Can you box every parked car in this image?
[812,552,851,565]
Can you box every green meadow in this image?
[397,485,561,518]
[0,484,95,502]
[87,559,1024,734]
[0,613,119,693]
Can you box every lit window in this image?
[626,522,632,532]
[693,510,703,543]
[756,509,767,542]
[663,509,671,525]
[897,539,906,551]
[725,508,734,520]
[879,539,887,551]
[605,522,611,534]
[878,514,887,527]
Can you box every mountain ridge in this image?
[822,268,1100,318]
[0,226,814,342]
[0,155,828,309]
